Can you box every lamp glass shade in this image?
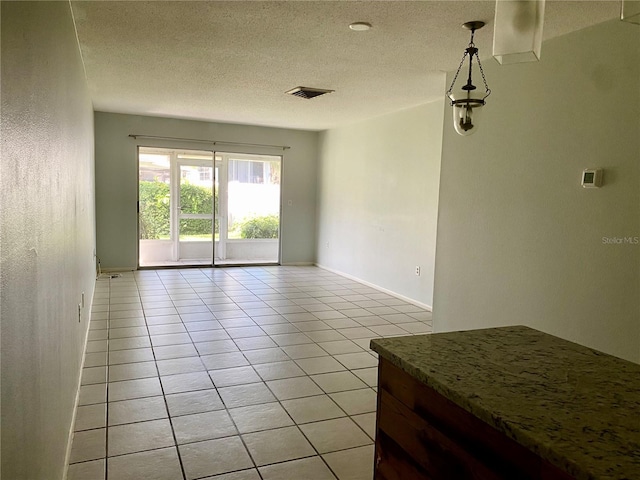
[493,0,545,64]
[622,0,640,24]
[451,100,484,136]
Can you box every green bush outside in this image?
[139,181,170,239]
[139,181,279,240]
[238,214,279,239]
[139,181,217,239]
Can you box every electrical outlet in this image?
[415,266,421,276]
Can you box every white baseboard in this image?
[315,263,432,311]
[100,266,136,273]
[62,281,95,480]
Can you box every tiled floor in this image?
[67,266,432,480]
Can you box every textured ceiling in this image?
[71,1,619,131]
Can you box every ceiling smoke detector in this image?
[285,86,334,99]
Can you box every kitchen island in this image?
[370,326,640,480]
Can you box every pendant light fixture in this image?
[446,21,491,136]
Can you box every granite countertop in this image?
[370,326,640,480]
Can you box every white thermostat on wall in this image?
[581,168,603,188]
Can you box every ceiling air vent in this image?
[285,86,334,99]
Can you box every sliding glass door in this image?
[138,147,281,267]
[138,147,214,267]
[214,152,281,265]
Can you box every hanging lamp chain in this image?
[446,27,491,102]
[446,50,469,100]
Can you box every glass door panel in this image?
[216,152,281,265]
[138,147,215,267]
[178,163,214,264]
[138,150,172,267]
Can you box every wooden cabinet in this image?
[374,358,575,480]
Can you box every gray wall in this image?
[316,101,445,307]
[94,112,319,269]
[433,20,640,362]
[1,2,97,478]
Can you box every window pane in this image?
[139,153,170,240]
[180,166,213,214]
[179,219,212,241]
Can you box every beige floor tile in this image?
[200,469,261,480]
[242,426,315,466]
[109,361,157,382]
[67,459,105,480]
[335,328,375,340]
[109,326,148,339]
[69,428,106,463]
[352,412,376,440]
[270,333,312,346]
[74,403,107,431]
[322,445,375,480]
[109,377,163,402]
[108,396,167,425]
[253,360,306,381]
[300,417,371,454]
[318,340,363,355]
[109,336,151,350]
[108,419,175,456]
[304,330,348,343]
[189,329,231,342]
[330,388,377,415]
[334,352,378,370]
[259,456,336,480]
[179,436,253,480]
[84,352,108,368]
[352,367,378,387]
[201,351,249,370]
[399,321,432,334]
[266,376,323,400]
[172,410,237,444]
[151,333,193,347]
[281,343,328,359]
[281,394,346,424]
[78,383,107,406]
[165,388,224,416]
[107,447,182,480]
[195,340,239,355]
[81,366,108,385]
[156,356,206,376]
[217,382,276,408]
[209,366,261,387]
[147,323,188,335]
[310,371,368,394]
[160,371,214,394]
[108,347,155,365]
[234,336,278,350]
[228,402,293,433]
[242,347,290,365]
[295,357,347,375]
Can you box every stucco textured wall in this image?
[1,2,97,477]
[433,20,640,362]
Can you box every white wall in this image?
[316,101,445,307]
[94,112,318,269]
[433,20,640,362]
[1,2,97,478]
